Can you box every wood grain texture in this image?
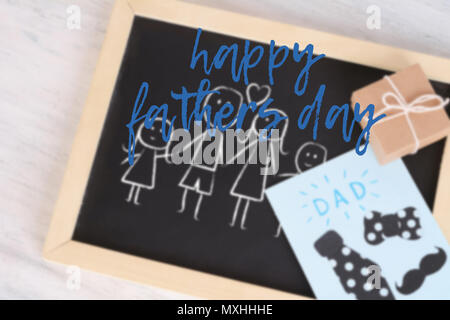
[1,0,449,299]
[186,0,450,58]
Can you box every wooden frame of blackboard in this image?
[43,0,450,299]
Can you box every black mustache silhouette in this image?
[396,247,447,295]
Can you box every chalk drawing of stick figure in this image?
[274,141,327,237]
[120,118,172,205]
[229,109,289,230]
[279,141,328,177]
[177,86,243,221]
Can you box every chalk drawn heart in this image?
[246,83,272,106]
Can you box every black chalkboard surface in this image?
[72,16,450,297]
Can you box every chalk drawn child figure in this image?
[274,141,328,237]
[229,108,289,230]
[177,86,243,221]
[121,118,172,205]
[279,141,328,177]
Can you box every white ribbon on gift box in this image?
[369,75,450,154]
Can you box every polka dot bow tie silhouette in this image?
[363,207,421,245]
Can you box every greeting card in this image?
[266,147,450,299]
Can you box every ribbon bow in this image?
[374,75,449,154]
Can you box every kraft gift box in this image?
[351,64,450,165]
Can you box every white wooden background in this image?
[1,0,449,299]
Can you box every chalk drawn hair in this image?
[202,85,244,128]
[137,117,173,150]
[250,108,289,155]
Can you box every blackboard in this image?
[72,16,450,298]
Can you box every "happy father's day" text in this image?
[126,28,385,165]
